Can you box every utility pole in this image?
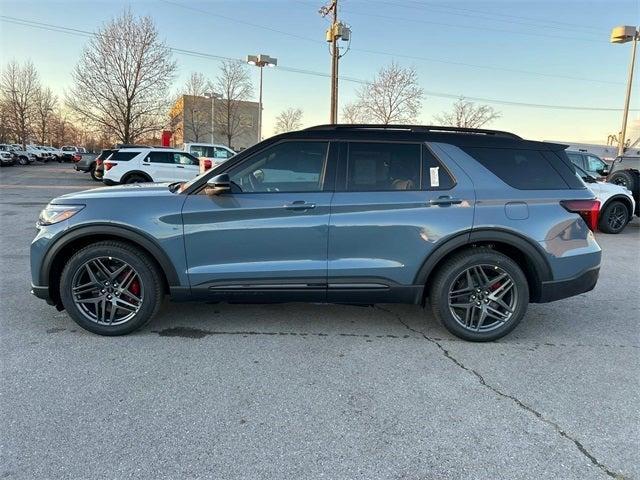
[320,1,350,124]
[610,25,639,157]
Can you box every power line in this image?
[1,15,637,112]
[165,0,623,86]
[398,0,605,33]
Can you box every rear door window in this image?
[346,142,421,191]
[146,151,171,163]
[463,147,569,190]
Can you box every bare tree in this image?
[434,97,501,129]
[34,87,58,144]
[180,72,213,142]
[0,60,40,148]
[341,102,364,124]
[0,100,13,143]
[274,108,303,134]
[215,60,253,148]
[67,10,177,143]
[351,62,423,124]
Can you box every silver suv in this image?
[31,125,602,341]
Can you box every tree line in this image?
[1,9,501,151]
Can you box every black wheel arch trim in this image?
[39,224,180,287]
[414,227,553,286]
[600,194,634,218]
[122,170,153,182]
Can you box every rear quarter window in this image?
[110,151,139,161]
[463,147,570,190]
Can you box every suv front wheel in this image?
[59,241,163,335]
[430,248,529,342]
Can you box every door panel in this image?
[328,142,475,303]
[181,140,335,302]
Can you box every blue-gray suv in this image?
[31,125,602,341]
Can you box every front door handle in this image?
[176,165,185,169]
[284,201,316,210]
[428,196,463,206]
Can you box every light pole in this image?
[247,54,277,141]
[204,92,222,144]
[611,25,639,157]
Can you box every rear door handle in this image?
[428,196,463,206]
[142,162,150,166]
[176,165,185,169]
[284,201,316,210]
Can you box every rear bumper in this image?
[75,163,92,172]
[537,266,599,303]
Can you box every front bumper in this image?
[31,284,55,305]
[537,267,600,303]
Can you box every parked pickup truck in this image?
[59,146,93,163]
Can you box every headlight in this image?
[38,204,84,226]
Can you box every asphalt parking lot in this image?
[1,162,639,479]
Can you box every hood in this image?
[53,182,177,203]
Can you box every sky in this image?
[1,0,639,143]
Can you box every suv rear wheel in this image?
[430,248,529,342]
[59,241,163,335]
[124,173,150,184]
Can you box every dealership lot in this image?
[1,163,638,479]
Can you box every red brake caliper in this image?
[130,279,141,296]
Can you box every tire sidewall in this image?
[60,243,161,335]
[432,251,529,342]
[609,171,635,190]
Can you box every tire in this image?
[59,240,164,335]
[18,156,28,165]
[429,248,529,342]
[90,164,102,181]
[608,170,636,191]
[598,200,630,234]
[124,173,150,184]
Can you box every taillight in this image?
[203,159,212,170]
[560,199,600,231]
[73,154,81,161]
[104,162,117,171]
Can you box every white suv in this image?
[103,148,201,185]
[575,164,635,234]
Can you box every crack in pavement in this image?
[372,305,626,480]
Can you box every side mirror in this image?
[204,173,231,196]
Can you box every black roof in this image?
[276,124,565,151]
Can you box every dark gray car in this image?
[31,125,602,341]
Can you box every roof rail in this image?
[303,124,521,139]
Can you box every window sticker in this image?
[430,166,440,187]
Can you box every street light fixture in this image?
[246,54,277,141]
[204,92,222,144]
[610,25,639,157]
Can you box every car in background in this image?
[27,145,52,162]
[75,149,116,181]
[0,150,16,166]
[2,144,37,165]
[566,150,609,180]
[607,155,640,214]
[43,146,63,161]
[183,143,235,171]
[103,147,200,184]
[574,164,634,233]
